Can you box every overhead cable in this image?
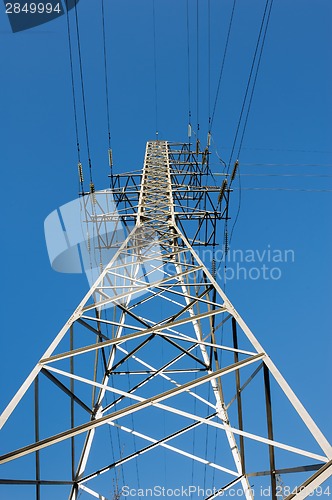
[64,0,84,194]
[229,0,274,247]
[210,0,237,131]
[228,0,274,169]
[186,0,192,138]
[235,0,274,160]
[74,0,94,187]
[101,0,112,151]
[152,0,159,137]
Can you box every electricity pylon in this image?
[0,141,331,500]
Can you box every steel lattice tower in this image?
[0,141,331,500]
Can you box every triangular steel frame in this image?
[0,141,331,500]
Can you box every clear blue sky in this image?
[0,0,331,498]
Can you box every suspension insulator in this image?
[188,123,192,138]
[207,132,211,147]
[78,162,84,184]
[90,182,96,203]
[87,233,91,252]
[196,139,200,155]
[212,258,216,279]
[108,149,113,167]
[202,146,209,165]
[231,160,239,182]
[225,230,229,255]
[218,179,228,203]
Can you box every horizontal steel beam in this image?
[0,354,264,464]
[41,307,226,365]
[283,460,332,499]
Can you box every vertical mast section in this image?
[137,140,253,499]
[137,141,175,226]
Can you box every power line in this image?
[207,0,211,129]
[238,163,332,167]
[74,0,94,186]
[215,146,332,154]
[64,0,83,194]
[239,173,332,178]
[227,0,273,169]
[152,0,159,137]
[101,0,112,150]
[186,0,192,135]
[228,0,274,247]
[236,0,274,159]
[213,172,332,177]
[196,0,200,136]
[234,187,332,192]
[210,0,237,131]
